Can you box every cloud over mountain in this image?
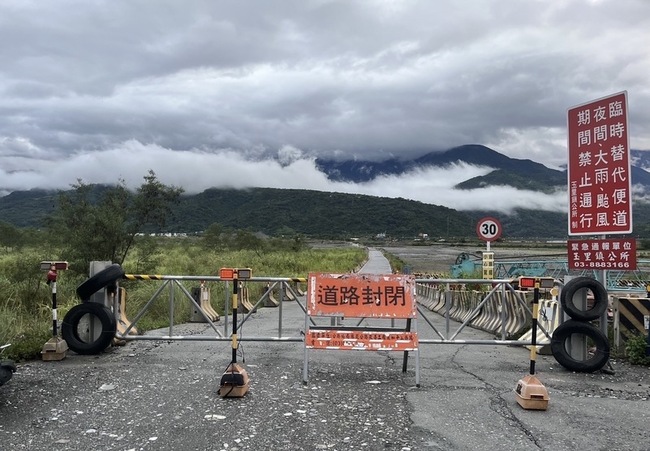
[1,1,649,214]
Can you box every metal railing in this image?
[116,276,308,343]
[114,275,554,347]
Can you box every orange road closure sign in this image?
[305,330,418,351]
[303,273,420,385]
[307,272,417,318]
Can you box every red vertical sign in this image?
[567,91,632,235]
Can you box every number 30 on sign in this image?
[476,217,502,242]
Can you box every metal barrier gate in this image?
[116,275,308,343]
[113,275,555,348]
[415,278,555,345]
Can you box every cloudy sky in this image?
[1,0,649,213]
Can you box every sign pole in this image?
[599,235,608,338]
[231,276,239,365]
[218,268,252,398]
[529,285,540,376]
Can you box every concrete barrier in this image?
[117,287,138,335]
[240,284,257,313]
[262,283,280,307]
[519,298,560,353]
[416,283,536,338]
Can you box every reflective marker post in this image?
[40,261,69,361]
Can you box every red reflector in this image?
[220,268,235,280]
[519,277,536,288]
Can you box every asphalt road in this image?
[1,249,649,450]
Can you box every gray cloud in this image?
[1,0,648,211]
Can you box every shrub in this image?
[625,333,650,366]
[4,329,52,361]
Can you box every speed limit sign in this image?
[476,217,502,242]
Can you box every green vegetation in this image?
[5,183,650,241]
[624,334,650,366]
[0,240,367,362]
[0,185,478,239]
[456,168,566,193]
[0,221,24,250]
[0,246,74,362]
[0,170,370,362]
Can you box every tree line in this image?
[0,170,315,275]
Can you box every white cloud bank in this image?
[0,141,567,213]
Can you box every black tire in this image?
[550,320,610,372]
[76,264,125,301]
[62,303,117,355]
[0,360,16,386]
[560,276,608,321]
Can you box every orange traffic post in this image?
[218,268,251,398]
[515,276,550,410]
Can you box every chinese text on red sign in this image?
[307,273,416,318]
[304,330,418,351]
[567,91,631,235]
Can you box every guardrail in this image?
[414,278,555,346]
[113,276,309,343]
[109,275,555,347]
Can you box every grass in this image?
[0,241,367,362]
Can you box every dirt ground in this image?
[382,243,567,275]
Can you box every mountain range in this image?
[2,144,650,240]
[315,144,650,192]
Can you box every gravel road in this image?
[2,303,650,451]
[2,247,650,450]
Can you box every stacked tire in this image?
[551,277,610,372]
[0,357,16,387]
[62,264,125,355]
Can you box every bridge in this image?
[450,252,650,292]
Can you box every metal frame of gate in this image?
[414,278,554,345]
[116,276,308,342]
[114,275,553,348]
